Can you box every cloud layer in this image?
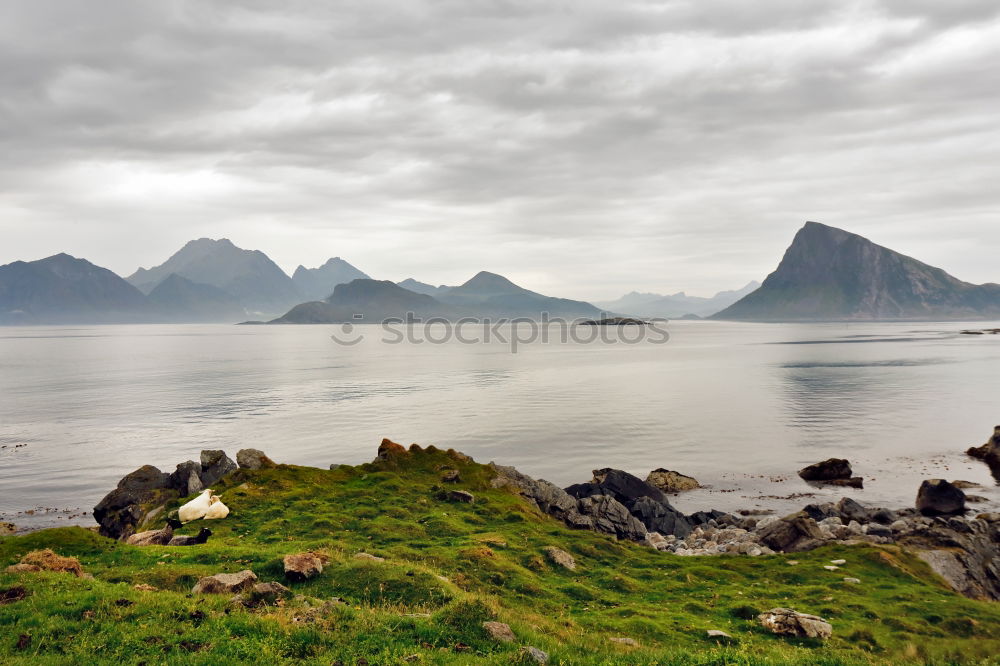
[2,0,998,298]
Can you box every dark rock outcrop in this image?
[798,458,852,481]
[93,465,175,539]
[566,468,694,537]
[756,512,826,553]
[898,516,1000,601]
[199,450,238,486]
[836,497,871,524]
[490,464,594,530]
[916,479,966,516]
[95,451,243,540]
[631,497,693,538]
[967,426,1000,480]
[168,460,204,496]
[577,495,648,540]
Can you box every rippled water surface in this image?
[2,321,999,529]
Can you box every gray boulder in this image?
[757,512,826,553]
[522,647,549,664]
[168,460,204,496]
[577,495,648,540]
[236,448,275,470]
[246,581,291,606]
[199,450,238,486]
[836,497,871,524]
[192,569,258,595]
[631,496,692,538]
[283,552,325,582]
[898,516,1000,600]
[490,463,593,531]
[916,479,966,516]
[758,608,832,639]
[566,468,693,537]
[544,546,576,570]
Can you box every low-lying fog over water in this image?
[2,321,999,530]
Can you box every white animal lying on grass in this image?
[204,495,230,520]
[178,489,214,523]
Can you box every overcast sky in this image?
[1,1,998,299]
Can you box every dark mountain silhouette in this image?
[292,257,370,301]
[270,279,466,324]
[397,278,452,297]
[146,274,247,322]
[714,222,1000,321]
[0,253,150,324]
[128,238,299,315]
[437,271,602,318]
[597,281,760,318]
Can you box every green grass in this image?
[2,444,999,664]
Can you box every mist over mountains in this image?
[3,223,1000,325]
[596,282,760,319]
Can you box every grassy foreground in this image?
[2,445,999,665]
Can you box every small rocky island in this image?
[1,436,999,663]
[578,317,649,325]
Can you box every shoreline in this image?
[5,444,999,535]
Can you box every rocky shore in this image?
[5,435,1000,664]
[87,434,1000,603]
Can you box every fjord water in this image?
[2,321,999,530]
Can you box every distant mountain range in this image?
[272,280,465,324]
[5,224,1000,325]
[270,271,604,323]
[128,238,301,315]
[396,278,452,297]
[596,281,760,318]
[0,239,372,324]
[0,254,151,324]
[294,258,370,302]
[714,221,1000,321]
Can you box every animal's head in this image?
[209,495,221,504]
[202,489,214,497]
[167,518,183,530]
[196,527,213,543]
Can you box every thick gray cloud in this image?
[1,0,998,299]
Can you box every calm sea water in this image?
[2,321,999,531]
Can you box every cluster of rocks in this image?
[93,448,274,540]
[491,464,732,544]
[490,457,1000,601]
